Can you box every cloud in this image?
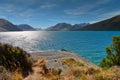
[0,4,15,13]
[90,10,120,23]
[40,4,57,9]
[64,0,112,15]
[18,9,34,18]
[64,5,94,15]
[102,10,120,17]
[0,4,33,18]
[0,16,7,19]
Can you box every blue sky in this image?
[0,0,120,28]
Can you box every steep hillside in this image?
[78,15,120,30]
[47,23,72,31]
[17,24,36,31]
[0,19,21,31]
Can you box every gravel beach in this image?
[31,50,96,69]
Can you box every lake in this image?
[0,31,120,65]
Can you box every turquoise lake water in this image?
[0,31,120,65]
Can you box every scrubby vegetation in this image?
[0,43,34,76]
[100,36,120,68]
[25,58,120,80]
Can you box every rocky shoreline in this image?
[31,50,96,70]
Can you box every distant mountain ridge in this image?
[0,19,21,31]
[17,24,36,31]
[78,15,120,30]
[46,23,72,31]
[0,19,36,31]
[46,23,89,31]
[71,23,90,30]
[46,15,120,31]
[1,15,120,31]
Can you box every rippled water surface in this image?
[0,31,120,65]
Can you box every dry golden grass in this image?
[24,58,120,80]
[61,58,84,67]
[12,71,23,80]
[0,66,23,80]
[1,57,120,80]
[25,58,62,80]
[61,66,120,80]
[95,66,120,80]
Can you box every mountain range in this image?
[46,23,89,31]
[1,15,120,31]
[0,19,21,31]
[46,15,120,31]
[0,19,36,31]
[78,15,120,30]
[17,24,36,31]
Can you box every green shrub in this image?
[100,36,120,68]
[0,43,34,73]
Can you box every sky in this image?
[0,0,120,28]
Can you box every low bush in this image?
[100,36,120,68]
[0,43,34,74]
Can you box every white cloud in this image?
[40,4,57,9]
[90,10,120,24]
[102,10,120,17]
[0,4,15,13]
[0,16,7,19]
[64,5,94,15]
[0,4,35,20]
[18,9,34,18]
[64,0,112,15]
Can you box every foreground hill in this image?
[17,24,36,31]
[46,23,89,31]
[78,15,120,30]
[0,19,22,31]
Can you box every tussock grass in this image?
[62,66,120,80]
[12,71,23,80]
[61,58,84,67]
